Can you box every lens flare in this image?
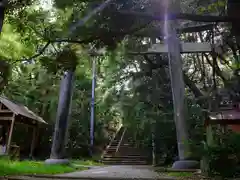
[163,0,169,40]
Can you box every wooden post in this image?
[206,125,214,146]
[30,126,37,158]
[6,114,15,154]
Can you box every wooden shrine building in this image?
[206,109,240,132]
[205,88,240,133]
[0,96,47,158]
[204,88,240,147]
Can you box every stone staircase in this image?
[101,127,150,165]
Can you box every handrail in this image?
[115,128,126,154]
[101,124,122,158]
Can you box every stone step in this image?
[102,160,148,163]
[118,145,145,148]
[102,155,148,158]
[116,150,145,154]
[106,149,117,152]
[106,141,120,146]
[101,156,148,161]
[102,160,148,165]
[104,153,147,156]
[108,142,119,144]
[106,148,117,151]
[107,146,137,150]
[103,155,148,158]
[102,158,148,162]
[107,146,118,149]
[107,143,119,147]
[103,154,148,159]
[114,152,146,155]
[110,141,120,144]
[109,142,119,145]
[102,156,148,160]
[104,154,147,158]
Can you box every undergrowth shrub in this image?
[201,129,240,178]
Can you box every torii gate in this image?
[120,0,237,169]
[147,37,217,170]
[145,0,221,170]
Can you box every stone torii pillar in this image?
[45,70,75,164]
[164,0,199,169]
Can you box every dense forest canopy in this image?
[0,0,239,166]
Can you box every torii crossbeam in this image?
[148,42,213,54]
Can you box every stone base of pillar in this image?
[172,160,199,169]
[45,158,70,165]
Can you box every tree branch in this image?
[52,37,97,44]
[143,55,154,65]
[198,32,227,83]
[13,19,151,64]
[140,55,205,99]
[132,53,206,107]
[203,53,227,82]
[68,0,114,35]
[183,72,203,98]
[12,38,92,64]
[12,41,51,64]
[12,36,104,64]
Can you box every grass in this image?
[167,172,194,177]
[0,159,87,177]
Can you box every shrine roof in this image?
[209,110,240,120]
[0,96,47,124]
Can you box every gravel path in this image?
[58,165,173,179]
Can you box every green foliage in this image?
[198,0,226,14]
[202,131,240,178]
[8,0,36,10]
[0,24,34,60]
